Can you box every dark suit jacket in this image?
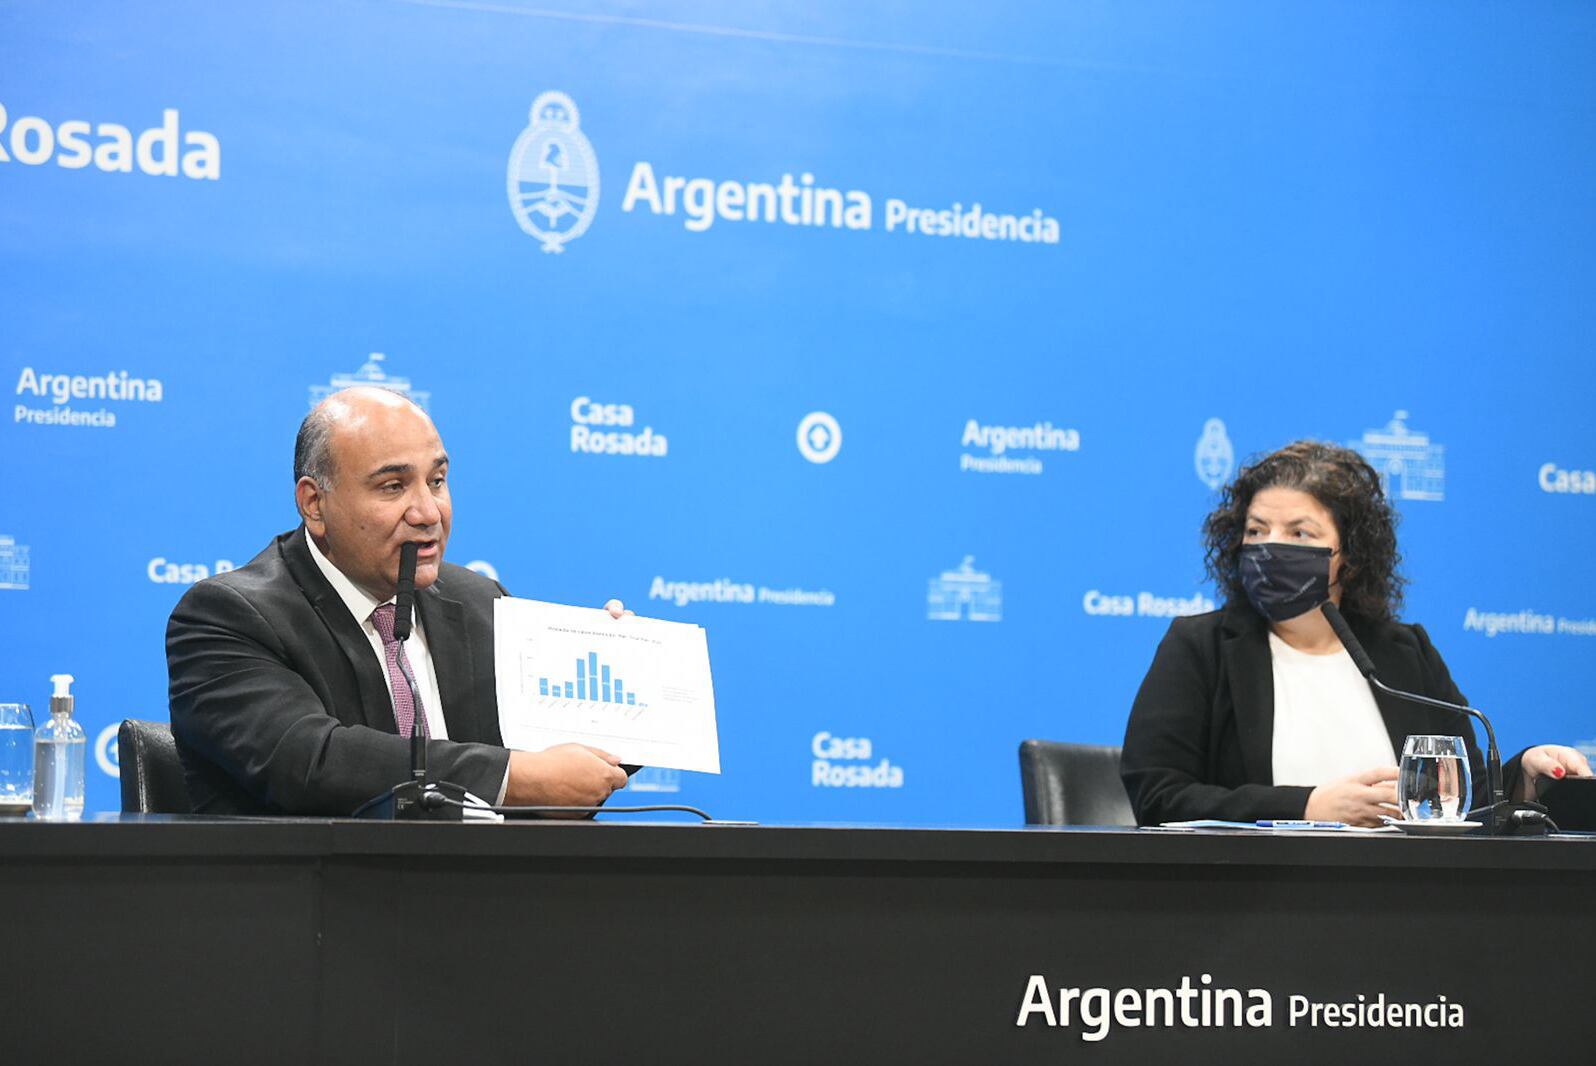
[1120,603,1519,825]
[166,527,512,815]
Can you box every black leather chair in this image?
[1019,740,1135,826]
[117,719,191,814]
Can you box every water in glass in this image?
[1399,735,1471,822]
[0,706,35,814]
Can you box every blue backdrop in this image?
[4,0,1594,822]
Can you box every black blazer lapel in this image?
[1355,615,1433,759]
[1220,605,1276,785]
[416,586,489,744]
[278,527,397,733]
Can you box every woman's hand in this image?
[1305,766,1400,827]
[1514,745,1594,800]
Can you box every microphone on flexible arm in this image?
[353,540,468,820]
[393,540,428,793]
[1319,601,1547,835]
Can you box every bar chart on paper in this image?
[494,597,722,773]
[513,640,661,742]
[529,650,647,717]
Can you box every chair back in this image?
[1019,740,1135,826]
[118,719,191,814]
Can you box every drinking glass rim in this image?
[1402,734,1467,750]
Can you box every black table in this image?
[3,817,1592,1064]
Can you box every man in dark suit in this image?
[166,386,630,815]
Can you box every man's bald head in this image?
[294,386,433,489]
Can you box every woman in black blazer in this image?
[1121,441,1589,826]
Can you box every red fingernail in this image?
[1553,766,1566,779]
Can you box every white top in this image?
[1268,632,1395,786]
[305,534,449,741]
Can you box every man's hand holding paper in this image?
[504,743,628,810]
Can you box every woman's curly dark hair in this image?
[1203,440,1405,622]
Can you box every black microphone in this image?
[394,541,427,787]
[352,540,465,820]
[1319,601,1378,680]
[1319,601,1541,834]
[395,541,417,642]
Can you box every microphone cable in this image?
[429,794,717,821]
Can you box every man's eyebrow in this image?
[365,463,413,481]
[364,454,448,481]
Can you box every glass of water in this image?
[1399,734,1472,822]
[0,703,35,814]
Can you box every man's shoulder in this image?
[171,530,305,619]
[431,560,506,603]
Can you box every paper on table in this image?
[493,598,721,774]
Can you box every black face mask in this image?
[1237,543,1333,622]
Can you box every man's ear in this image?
[296,477,328,537]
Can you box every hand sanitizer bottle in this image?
[33,674,85,821]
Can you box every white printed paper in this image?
[493,598,721,774]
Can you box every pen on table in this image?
[1255,820,1347,829]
